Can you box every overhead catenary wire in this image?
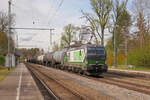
[56,0,64,12]
[10,1,57,51]
[47,0,64,25]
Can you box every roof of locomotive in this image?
[81,44,104,48]
[67,44,104,51]
[47,44,105,54]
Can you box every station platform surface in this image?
[0,63,44,100]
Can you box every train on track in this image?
[28,44,108,76]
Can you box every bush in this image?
[107,52,126,66]
[0,55,5,66]
[128,46,150,67]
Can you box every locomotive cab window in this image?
[87,47,105,55]
[96,48,105,55]
[87,48,96,54]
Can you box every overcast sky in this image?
[0,0,132,52]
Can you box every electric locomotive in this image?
[51,44,108,75]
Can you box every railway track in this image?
[26,63,87,100]
[88,76,150,95]
[48,64,150,95]
[27,63,150,98]
[79,72,150,96]
[26,64,59,100]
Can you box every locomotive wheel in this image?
[76,68,79,73]
[73,68,77,73]
[72,67,75,72]
[79,69,84,75]
[74,68,79,73]
[61,66,65,70]
[68,67,72,71]
[65,66,68,70]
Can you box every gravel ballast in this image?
[39,65,150,100]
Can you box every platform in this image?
[109,68,150,75]
[0,63,44,100]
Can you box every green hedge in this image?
[0,55,5,66]
[128,46,150,67]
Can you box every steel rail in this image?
[29,63,88,100]
[26,64,59,100]
[42,64,150,96]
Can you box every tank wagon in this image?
[32,44,108,76]
[37,55,44,64]
[27,57,37,64]
[43,52,53,66]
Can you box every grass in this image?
[109,66,150,72]
[0,66,15,82]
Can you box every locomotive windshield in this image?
[87,48,96,54]
[87,47,105,55]
[96,48,105,55]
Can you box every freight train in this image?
[28,44,108,76]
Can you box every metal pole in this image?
[8,0,11,70]
[16,34,18,65]
[49,29,54,52]
[15,34,18,54]
[114,27,117,67]
[125,37,128,66]
[17,35,18,50]
[11,27,54,30]
[50,29,52,50]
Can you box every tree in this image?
[0,11,15,55]
[91,0,112,45]
[81,11,98,42]
[0,32,8,55]
[137,12,148,47]
[0,11,15,33]
[116,9,131,51]
[124,0,150,67]
[52,42,60,51]
[107,0,129,50]
[61,24,78,48]
[0,55,5,66]
[106,0,131,66]
[82,0,112,45]
[132,0,150,47]
[17,48,40,58]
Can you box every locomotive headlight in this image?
[96,61,99,64]
[85,60,88,64]
[105,60,107,64]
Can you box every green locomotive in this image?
[51,44,108,76]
